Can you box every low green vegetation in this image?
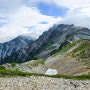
[53,39,83,56]
[31,59,46,67]
[11,63,16,67]
[51,74,90,80]
[73,40,90,67]
[0,66,6,70]
[74,40,90,59]
[0,69,90,80]
[45,45,56,50]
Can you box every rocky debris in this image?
[45,68,58,75]
[0,76,90,90]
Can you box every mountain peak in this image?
[1,24,90,64]
[0,35,35,62]
[17,35,36,41]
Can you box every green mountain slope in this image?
[1,39,90,76]
[45,39,90,75]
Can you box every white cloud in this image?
[42,0,90,9]
[60,15,90,28]
[0,6,61,43]
[0,0,90,43]
[23,0,90,28]
[42,0,90,28]
[0,0,23,13]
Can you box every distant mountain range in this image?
[1,24,90,64]
[0,35,35,64]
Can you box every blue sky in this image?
[37,2,68,17]
[0,0,90,43]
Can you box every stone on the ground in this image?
[0,76,90,90]
[45,68,57,75]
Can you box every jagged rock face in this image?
[0,35,34,64]
[1,24,90,64]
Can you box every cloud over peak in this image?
[0,0,90,43]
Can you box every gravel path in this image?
[0,76,90,90]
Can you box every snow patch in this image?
[45,68,57,75]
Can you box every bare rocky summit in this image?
[0,76,90,90]
[2,24,90,64]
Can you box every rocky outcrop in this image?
[0,35,35,64]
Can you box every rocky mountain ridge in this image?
[0,35,35,64]
[2,24,90,64]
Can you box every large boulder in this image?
[45,68,57,75]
